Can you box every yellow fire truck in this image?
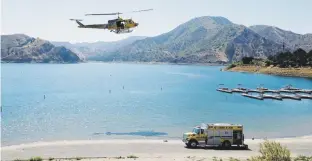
[182,123,248,149]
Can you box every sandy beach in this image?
[2,136,312,161]
[226,65,312,78]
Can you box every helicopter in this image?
[70,9,153,34]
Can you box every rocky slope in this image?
[1,34,81,63]
[249,25,312,52]
[90,16,294,63]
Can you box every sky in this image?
[1,0,312,43]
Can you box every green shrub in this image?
[212,156,223,161]
[127,155,138,159]
[115,156,125,159]
[227,63,236,69]
[29,157,43,161]
[265,60,273,66]
[294,155,312,161]
[248,140,291,161]
[229,157,241,161]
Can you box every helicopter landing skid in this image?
[113,29,133,34]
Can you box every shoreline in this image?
[225,65,312,78]
[1,61,227,67]
[3,135,312,150]
[2,136,312,160]
[3,134,312,149]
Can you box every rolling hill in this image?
[249,25,312,52]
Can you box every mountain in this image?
[52,36,147,60]
[249,25,312,52]
[1,34,81,63]
[90,16,291,63]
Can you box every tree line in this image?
[240,48,312,68]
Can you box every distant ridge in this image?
[89,16,293,63]
[52,36,148,60]
[5,16,311,64]
[1,34,81,63]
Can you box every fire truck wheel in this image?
[222,140,231,149]
[187,140,198,148]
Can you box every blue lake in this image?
[1,63,312,146]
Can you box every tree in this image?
[293,48,307,67]
[307,50,312,67]
[242,56,254,64]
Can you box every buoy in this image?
[44,95,46,99]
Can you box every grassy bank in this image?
[225,65,312,78]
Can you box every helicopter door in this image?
[116,21,121,28]
[120,21,125,29]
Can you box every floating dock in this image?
[216,85,312,101]
[241,93,263,100]
[295,94,312,99]
[246,89,264,93]
[264,89,280,93]
[294,89,312,94]
[257,87,268,90]
[262,94,282,100]
[216,88,232,93]
[232,88,248,93]
[279,89,295,93]
[279,94,301,100]
[281,86,300,90]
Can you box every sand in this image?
[226,65,312,78]
[2,136,312,161]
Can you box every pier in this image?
[295,89,312,94]
[216,84,312,101]
[216,88,232,93]
[279,89,295,93]
[262,94,282,100]
[246,89,264,93]
[295,94,312,99]
[279,94,301,100]
[216,84,233,93]
[241,93,263,100]
[232,88,248,93]
[264,89,280,93]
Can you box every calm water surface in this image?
[1,63,312,146]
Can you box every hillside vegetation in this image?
[226,49,312,78]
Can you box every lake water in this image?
[1,63,312,146]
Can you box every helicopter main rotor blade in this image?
[84,9,152,16]
[85,12,122,16]
[131,9,153,13]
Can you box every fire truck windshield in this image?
[192,128,200,134]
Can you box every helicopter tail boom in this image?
[70,19,85,27]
